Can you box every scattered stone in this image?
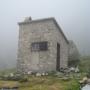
[79,77,88,84]
[69,67,75,72]
[10,73,14,77]
[79,80,85,84]
[83,77,88,82]
[27,71,32,75]
[61,77,70,81]
[36,73,41,77]
[42,73,45,76]
[60,67,70,74]
[75,67,79,73]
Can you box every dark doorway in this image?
[56,43,60,71]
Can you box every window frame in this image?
[31,41,48,51]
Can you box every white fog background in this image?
[0,0,90,69]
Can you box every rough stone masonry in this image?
[17,17,69,73]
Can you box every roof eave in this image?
[18,17,69,44]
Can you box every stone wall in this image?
[17,18,68,73]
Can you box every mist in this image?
[0,0,90,69]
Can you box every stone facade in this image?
[17,17,69,73]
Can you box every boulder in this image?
[79,77,88,84]
[10,73,14,77]
[36,73,41,77]
[27,71,32,75]
[42,73,45,76]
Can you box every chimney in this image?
[24,17,32,22]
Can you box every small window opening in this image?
[31,41,48,51]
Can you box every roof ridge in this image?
[18,17,55,25]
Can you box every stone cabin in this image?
[17,17,69,73]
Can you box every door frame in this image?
[56,43,60,71]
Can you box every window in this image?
[31,41,48,51]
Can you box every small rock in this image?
[27,71,32,75]
[79,80,84,84]
[42,73,45,76]
[75,67,79,73]
[10,73,14,77]
[36,73,41,77]
[79,77,88,84]
[61,77,70,81]
[83,77,88,82]
[69,67,75,72]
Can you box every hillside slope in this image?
[79,56,90,72]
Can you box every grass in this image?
[0,80,18,88]
[0,68,16,76]
[2,56,90,90]
[18,75,80,90]
[79,56,90,73]
[0,75,80,90]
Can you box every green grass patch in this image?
[0,75,80,90]
[18,76,80,90]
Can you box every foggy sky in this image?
[0,0,90,69]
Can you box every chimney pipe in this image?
[24,17,32,22]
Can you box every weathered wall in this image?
[17,18,68,73]
[51,22,68,68]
